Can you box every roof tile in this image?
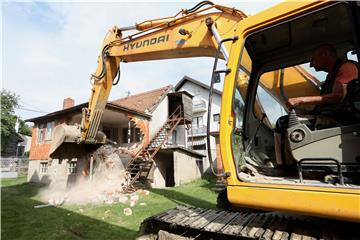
[111,85,172,113]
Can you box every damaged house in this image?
[27,85,205,189]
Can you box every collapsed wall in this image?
[40,145,143,205]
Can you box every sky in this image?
[2,1,281,121]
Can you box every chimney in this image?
[63,97,75,109]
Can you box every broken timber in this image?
[138,206,360,240]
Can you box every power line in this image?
[16,107,48,114]
[19,100,46,112]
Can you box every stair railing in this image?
[123,105,185,191]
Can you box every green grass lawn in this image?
[1,175,218,240]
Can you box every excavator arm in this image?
[50,1,319,156]
[50,2,247,156]
[82,4,248,143]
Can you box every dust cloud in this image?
[39,145,148,206]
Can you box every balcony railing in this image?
[192,100,207,112]
[188,125,207,136]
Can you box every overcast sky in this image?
[2,1,281,121]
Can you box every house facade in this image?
[27,86,204,189]
[175,76,223,173]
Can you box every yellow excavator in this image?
[50,1,360,239]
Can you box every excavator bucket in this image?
[49,124,82,158]
[49,124,106,159]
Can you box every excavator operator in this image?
[280,44,358,128]
[286,44,359,123]
[274,44,359,164]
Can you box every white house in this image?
[175,76,223,173]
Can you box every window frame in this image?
[213,113,220,123]
[68,160,77,175]
[45,121,55,141]
[193,116,204,128]
[37,123,45,143]
[40,161,48,174]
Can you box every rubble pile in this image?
[40,145,149,208]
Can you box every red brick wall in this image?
[127,114,150,156]
[29,118,68,160]
[128,115,150,146]
[63,98,75,109]
[29,127,52,160]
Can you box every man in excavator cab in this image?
[274,44,359,165]
[287,44,359,125]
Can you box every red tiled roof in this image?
[111,85,173,113]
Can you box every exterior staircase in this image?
[123,105,184,192]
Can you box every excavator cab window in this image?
[231,47,251,170]
[232,2,360,187]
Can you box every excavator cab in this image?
[222,1,360,221]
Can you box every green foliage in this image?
[1,90,19,150]
[18,119,32,136]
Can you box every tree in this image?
[1,89,33,152]
[18,119,32,136]
[1,90,19,150]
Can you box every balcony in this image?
[187,138,206,147]
[192,99,207,113]
[188,125,207,136]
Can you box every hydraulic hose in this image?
[91,45,110,82]
[185,1,214,14]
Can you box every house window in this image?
[135,128,142,142]
[68,160,77,174]
[213,114,220,123]
[168,130,177,145]
[193,144,206,150]
[103,126,119,143]
[40,162,48,174]
[37,124,45,143]
[45,121,55,140]
[122,127,142,143]
[17,145,25,157]
[193,116,203,128]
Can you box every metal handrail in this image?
[124,104,185,191]
[297,158,344,185]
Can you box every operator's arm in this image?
[286,62,358,109]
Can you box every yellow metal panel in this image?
[109,12,242,62]
[219,35,245,186]
[239,1,333,37]
[228,185,360,222]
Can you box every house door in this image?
[165,160,175,187]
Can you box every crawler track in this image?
[138,206,360,240]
